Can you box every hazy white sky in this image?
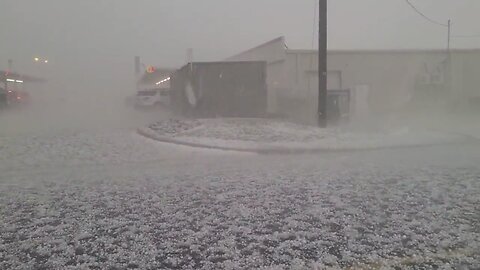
[1,0,479,94]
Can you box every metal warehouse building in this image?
[227,37,480,125]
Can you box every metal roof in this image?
[137,67,175,85]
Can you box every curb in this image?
[439,131,480,142]
[137,128,261,153]
[137,128,476,155]
[138,128,355,154]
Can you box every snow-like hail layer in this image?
[1,129,479,269]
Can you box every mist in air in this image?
[1,0,479,133]
[2,1,480,269]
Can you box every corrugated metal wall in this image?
[171,62,267,118]
[228,37,480,123]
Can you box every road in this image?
[0,109,479,269]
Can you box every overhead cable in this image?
[404,0,448,27]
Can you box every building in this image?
[136,67,175,91]
[170,61,267,118]
[227,37,480,124]
[1,70,44,90]
[1,71,44,107]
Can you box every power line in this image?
[404,0,448,27]
[452,35,480,39]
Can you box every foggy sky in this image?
[1,0,479,97]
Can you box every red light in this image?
[17,96,21,100]
[146,66,156,73]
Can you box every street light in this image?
[33,57,49,64]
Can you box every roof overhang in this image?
[1,71,45,83]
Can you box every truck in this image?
[134,88,170,110]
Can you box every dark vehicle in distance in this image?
[6,90,30,107]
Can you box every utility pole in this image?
[447,19,451,52]
[134,56,141,91]
[445,19,452,99]
[186,48,194,64]
[7,59,13,73]
[318,0,327,127]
